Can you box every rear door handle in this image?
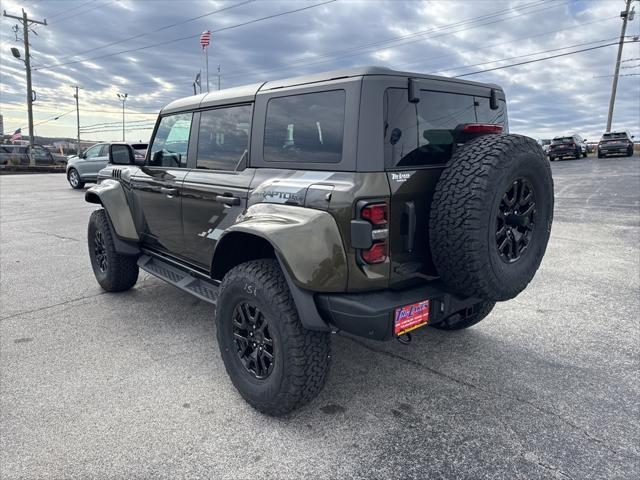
[215,195,241,206]
[160,187,178,196]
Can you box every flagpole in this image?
[206,46,210,93]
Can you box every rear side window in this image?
[264,90,345,164]
[148,112,193,167]
[197,105,252,171]
[384,88,508,169]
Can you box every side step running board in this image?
[138,254,219,305]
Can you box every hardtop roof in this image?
[161,65,504,114]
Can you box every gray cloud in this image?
[0,0,638,142]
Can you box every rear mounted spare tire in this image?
[429,134,554,301]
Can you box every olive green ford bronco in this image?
[85,67,553,416]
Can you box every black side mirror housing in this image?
[109,143,135,165]
[490,88,499,110]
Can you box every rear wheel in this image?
[627,147,634,157]
[68,168,84,189]
[575,149,581,159]
[429,134,554,301]
[216,259,331,416]
[88,209,139,292]
[431,300,495,330]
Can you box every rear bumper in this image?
[598,146,630,155]
[315,282,479,341]
[549,148,579,158]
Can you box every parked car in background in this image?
[66,142,147,189]
[0,144,67,166]
[538,139,551,156]
[597,131,634,158]
[548,134,587,161]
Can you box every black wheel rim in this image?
[93,230,108,272]
[496,178,536,263]
[232,302,275,379]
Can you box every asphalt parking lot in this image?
[1,154,639,479]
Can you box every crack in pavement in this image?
[0,292,108,322]
[28,229,80,242]
[342,334,637,462]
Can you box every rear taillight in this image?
[461,124,503,134]
[361,242,387,264]
[361,204,387,226]
[355,201,388,264]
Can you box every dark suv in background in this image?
[0,144,67,166]
[548,134,587,161]
[597,131,634,158]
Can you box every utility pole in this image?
[3,9,47,165]
[72,85,83,155]
[117,93,128,142]
[606,0,634,132]
[217,64,221,90]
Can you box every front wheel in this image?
[216,259,331,416]
[88,209,139,292]
[68,168,84,189]
[431,301,495,330]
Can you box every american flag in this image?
[200,30,211,49]
[9,128,21,142]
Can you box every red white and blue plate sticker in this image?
[394,300,430,336]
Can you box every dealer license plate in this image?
[394,300,430,336]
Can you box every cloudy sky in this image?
[0,0,638,143]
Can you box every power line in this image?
[48,1,114,25]
[221,0,563,82]
[435,37,621,75]
[455,40,638,77]
[392,14,618,71]
[593,73,640,78]
[44,0,97,21]
[51,0,255,63]
[35,0,337,71]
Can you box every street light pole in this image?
[606,0,634,132]
[3,8,47,166]
[117,93,128,142]
[73,84,82,155]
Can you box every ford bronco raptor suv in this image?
[85,67,553,416]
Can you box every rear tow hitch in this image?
[396,332,412,345]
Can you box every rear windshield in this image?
[384,88,508,169]
[552,137,574,144]
[602,132,628,140]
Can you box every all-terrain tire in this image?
[88,209,139,292]
[429,134,554,301]
[431,300,496,330]
[68,168,85,189]
[216,259,331,416]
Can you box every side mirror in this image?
[109,143,135,165]
[584,138,587,142]
[79,152,86,159]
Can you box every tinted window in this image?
[197,105,251,171]
[552,137,574,144]
[602,132,628,140]
[84,145,102,158]
[148,113,193,167]
[384,89,508,168]
[264,90,345,164]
